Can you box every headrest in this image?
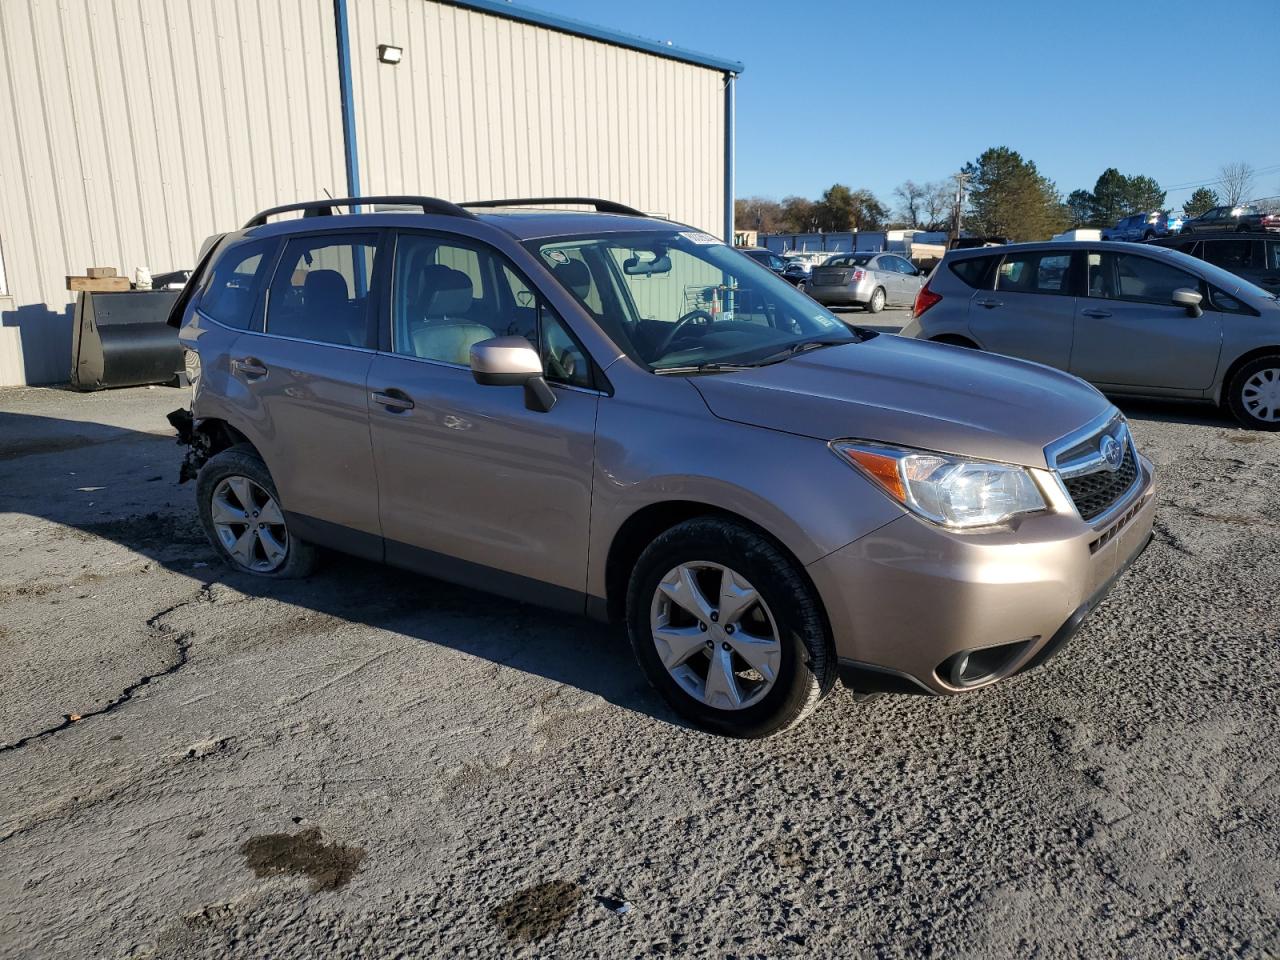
[303,269,349,306]
[421,265,473,317]
[553,259,592,299]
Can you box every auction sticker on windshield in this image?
[679,231,722,246]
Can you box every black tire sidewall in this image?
[1227,356,1280,432]
[625,518,832,737]
[195,446,317,577]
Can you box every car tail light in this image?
[913,280,942,317]
[850,269,865,284]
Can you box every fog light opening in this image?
[938,638,1036,688]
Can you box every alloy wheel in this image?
[1241,367,1280,422]
[210,475,289,572]
[649,562,782,711]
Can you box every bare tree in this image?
[893,180,926,228]
[1219,162,1255,206]
[922,181,953,231]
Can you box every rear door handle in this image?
[231,357,268,379]
[975,298,1003,308]
[1081,308,1113,319]
[371,389,415,412]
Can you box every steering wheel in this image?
[655,309,715,358]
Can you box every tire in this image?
[196,444,319,577]
[797,280,807,293]
[1225,355,1280,431]
[1142,231,1155,241]
[864,287,886,314]
[625,517,836,738]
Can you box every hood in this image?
[690,335,1112,468]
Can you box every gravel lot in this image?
[1,375,1278,959]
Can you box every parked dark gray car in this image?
[1181,204,1280,235]
[1146,233,1280,296]
[902,240,1280,429]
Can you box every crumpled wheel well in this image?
[167,410,253,483]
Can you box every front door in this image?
[1070,249,1223,391]
[229,230,383,552]
[967,249,1077,369]
[367,231,599,609]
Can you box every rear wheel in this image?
[196,445,318,577]
[864,287,886,314]
[1226,356,1280,431]
[626,518,835,737]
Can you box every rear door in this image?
[1070,249,1222,391]
[366,230,599,608]
[1263,240,1280,293]
[227,230,384,554]
[967,248,1078,369]
[1200,237,1269,290]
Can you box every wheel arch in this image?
[602,500,829,633]
[1216,346,1280,405]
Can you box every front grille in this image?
[1064,446,1137,521]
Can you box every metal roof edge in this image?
[437,0,744,74]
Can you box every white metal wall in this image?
[347,0,727,234]
[0,0,347,386]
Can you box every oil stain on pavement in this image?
[239,827,366,892]
[491,879,582,942]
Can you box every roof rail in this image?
[243,196,476,228]
[460,197,649,217]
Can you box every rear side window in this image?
[198,240,274,330]
[1267,241,1280,271]
[1202,239,1257,270]
[996,252,1072,295]
[266,233,379,347]
[948,255,996,288]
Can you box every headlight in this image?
[183,348,201,397]
[831,441,1047,529]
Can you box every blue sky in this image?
[520,0,1280,212]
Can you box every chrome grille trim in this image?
[1045,409,1145,526]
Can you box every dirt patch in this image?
[492,879,582,942]
[239,827,366,892]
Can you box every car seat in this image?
[302,269,362,345]
[410,265,495,364]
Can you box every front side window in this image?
[1087,252,1199,304]
[391,233,593,387]
[199,239,275,330]
[528,230,859,372]
[1266,241,1280,272]
[996,252,1072,295]
[266,234,377,346]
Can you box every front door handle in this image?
[371,389,415,412]
[231,357,268,379]
[975,298,1003,308]
[1081,308,1113,319]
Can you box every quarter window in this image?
[996,252,1072,294]
[1266,241,1280,271]
[266,234,378,346]
[949,256,996,288]
[199,239,275,330]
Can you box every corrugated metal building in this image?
[0,0,741,386]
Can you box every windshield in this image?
[528,229,860,371]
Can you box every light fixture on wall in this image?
[377,44,403,65]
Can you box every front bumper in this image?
[808,454,1156,695]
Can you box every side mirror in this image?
[1171,287,1203,318]
[470,336,556,412]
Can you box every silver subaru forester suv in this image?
[171,196,1156,737]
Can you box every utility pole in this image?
[950,171,969,244]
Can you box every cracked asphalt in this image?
[1,378,1278,959]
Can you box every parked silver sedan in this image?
[807,252,926,313]
[900,240,1280,430]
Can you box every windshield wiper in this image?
[652,362,755,375]
[753,337,858,366]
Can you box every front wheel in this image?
[864,287,886,314]
[1226,356,1280,431]
[626,518,836,737]
[196,445,319,577]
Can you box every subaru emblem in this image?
[1099,434,1123,471]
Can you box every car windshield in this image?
[528,229,861,371]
